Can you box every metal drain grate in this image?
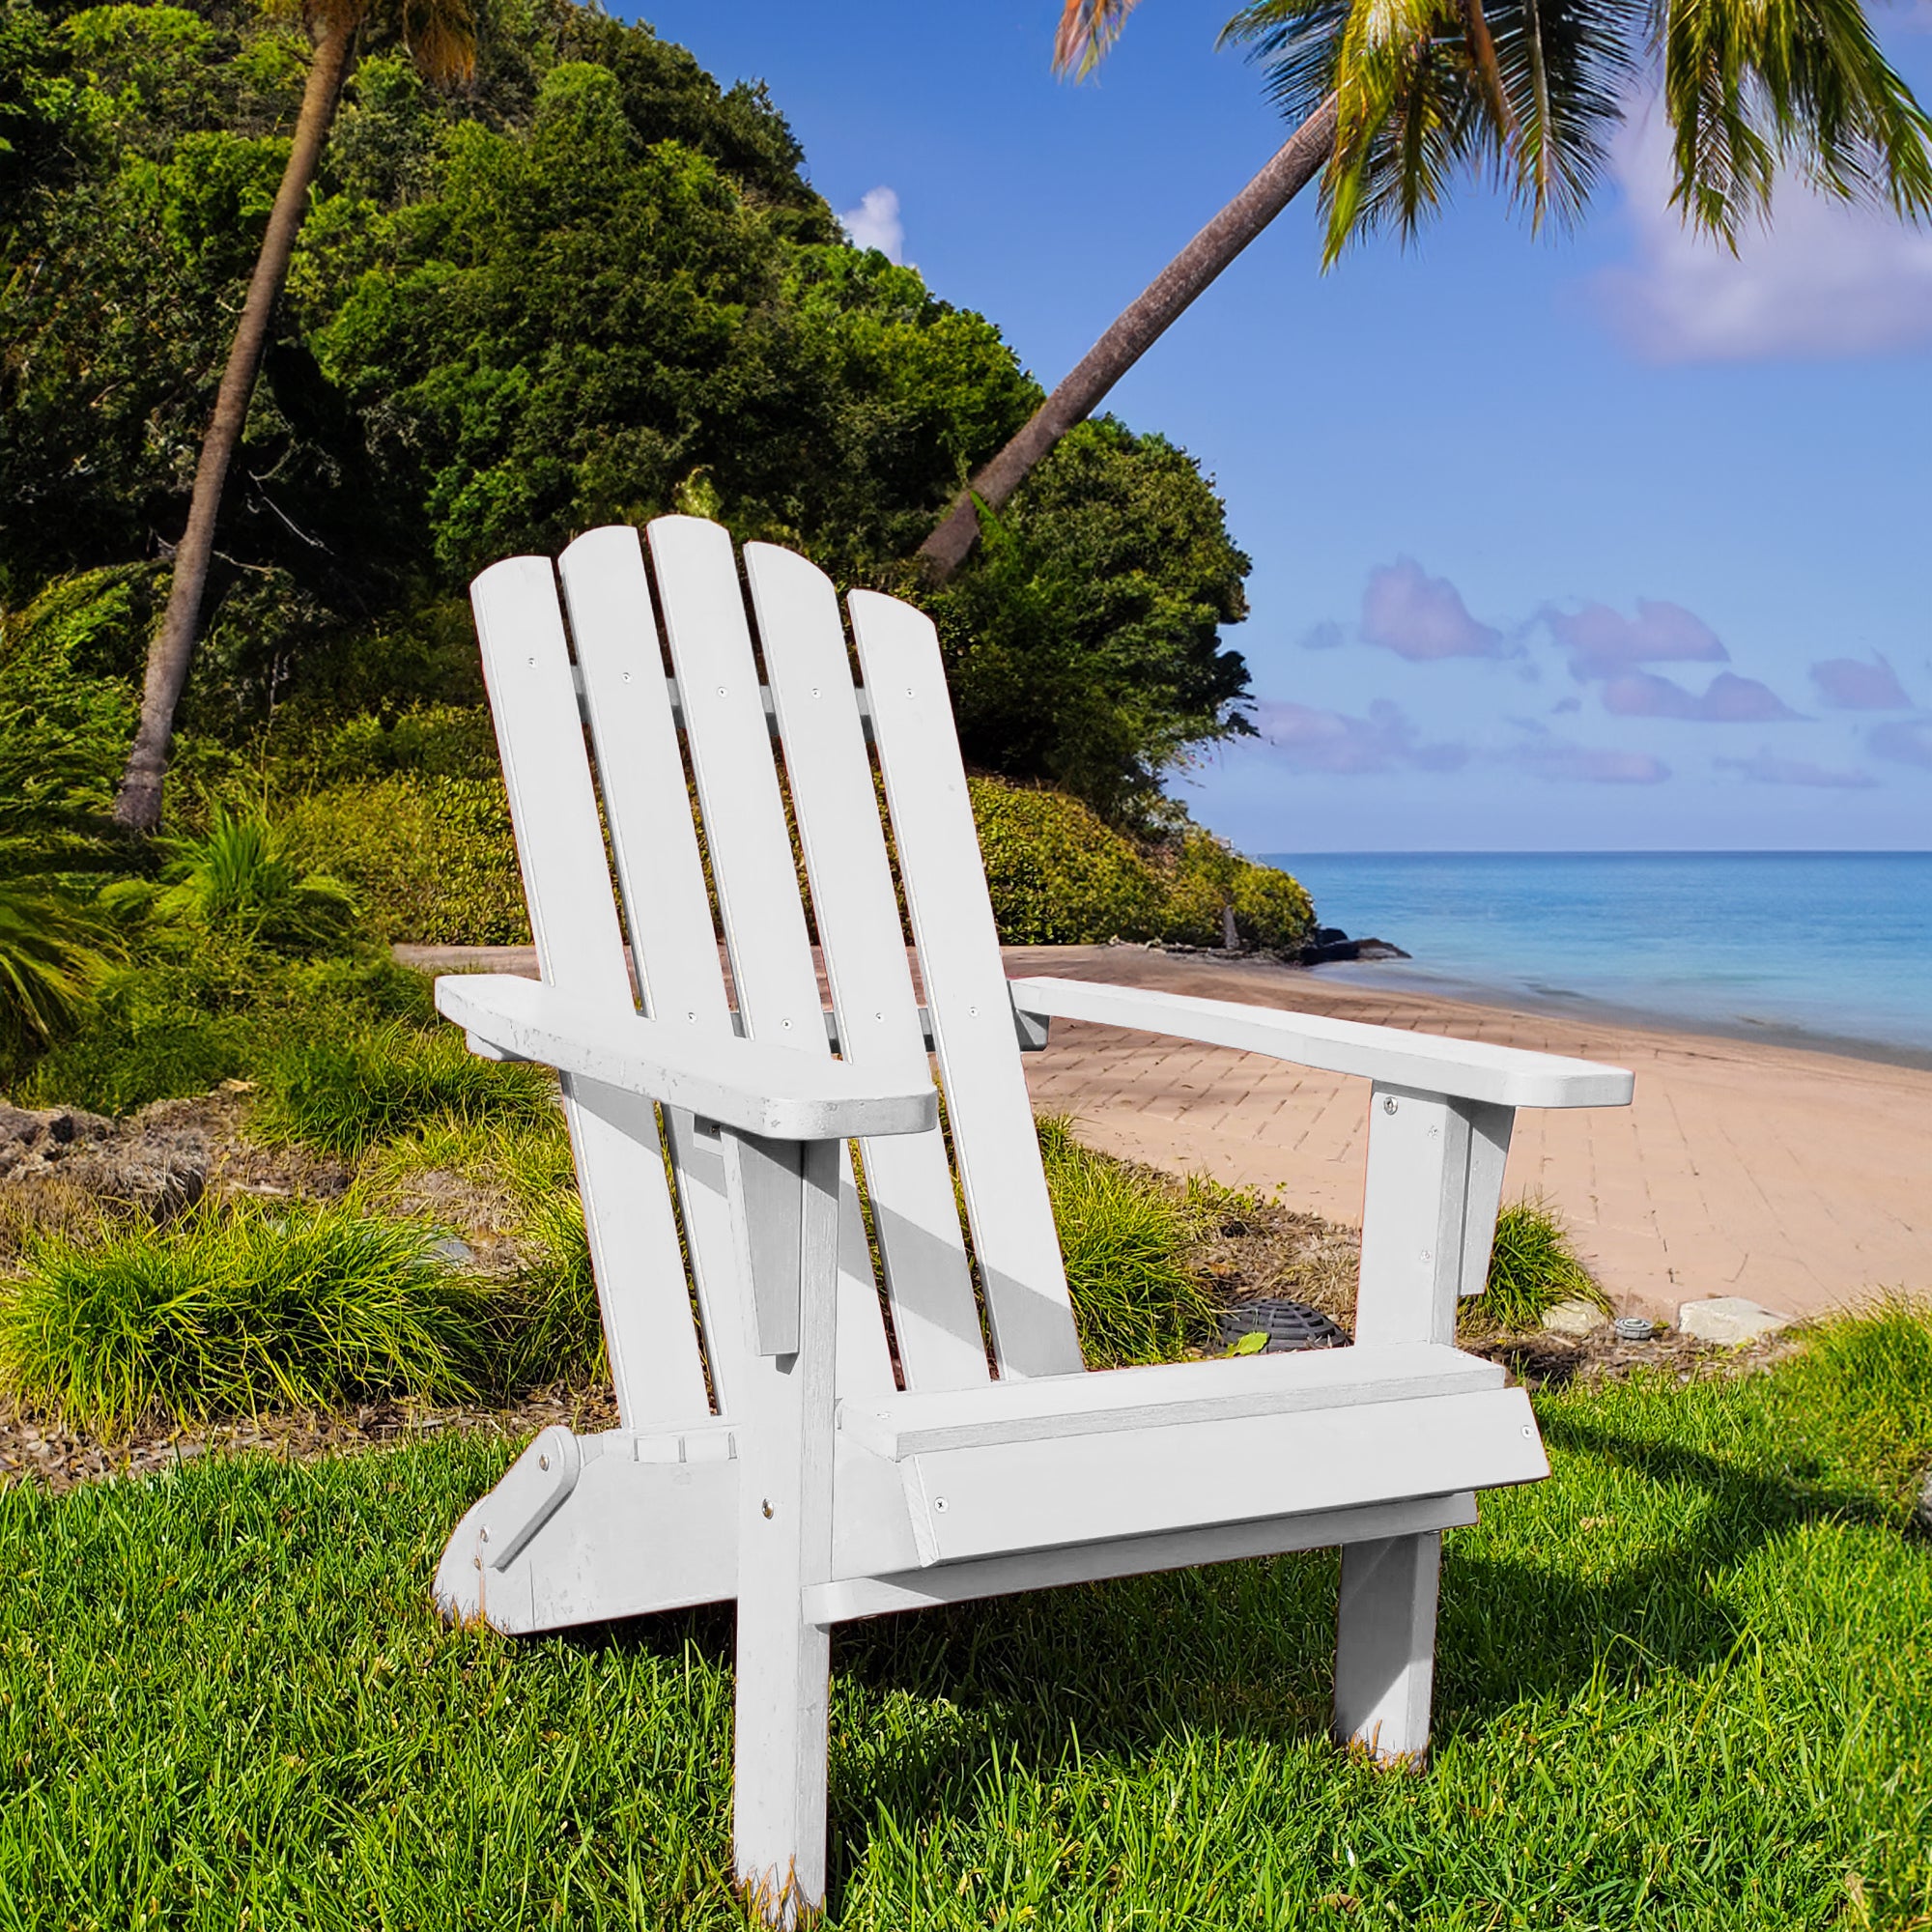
[1215,1299,1350,1353]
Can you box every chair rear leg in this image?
[1332,1530,1442,1765]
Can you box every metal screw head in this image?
[1382,1095,1400,1115]
[933,1497,949,1513]
[538,1454,550,1471]
[479,1525,491,1541]
[761,1499,774,1520]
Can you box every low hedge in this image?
[284,775,531,946]
[284,767,1313,952]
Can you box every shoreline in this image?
[1298,955,1932,1075]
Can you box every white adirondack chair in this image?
[432,516,1634,1924]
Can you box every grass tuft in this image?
[253,1020,555,1156]
[1038,1116,1218,1366]
[0,1201,497,1431]
[1775,1293,1932,1517]
[1479,1196,1607,1330]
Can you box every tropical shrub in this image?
[969,779,1164,945]
[0,876,116,1065]
[1153,828,1315,951]
[106,810,362,953]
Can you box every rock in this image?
[1677,1296,1791,1347]
[1541,1297,1609,1338]
[1915,1468,1932,1535]
[1293,935,1414,966]
[430,1236,477,1266]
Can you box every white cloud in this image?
[1359,557,1512,661]
[1545,597,1727,679]
[1252,698,1467,776]
[1592,101,1932,362]
[838,185,904,264]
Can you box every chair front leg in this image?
[723,1131,842,1926]
[1334,1084,1514,1763]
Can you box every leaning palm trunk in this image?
[113,22,356,834]
[916,93,1337,585]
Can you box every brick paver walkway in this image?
[1009,946,1932,1322]
[400,941,1932,1323]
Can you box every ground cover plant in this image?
[0,1199,495,1430]
[0,1305,1925,1925]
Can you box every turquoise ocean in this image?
[1260,852,1932,1064]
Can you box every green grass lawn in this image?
[1,1344,1927,1928]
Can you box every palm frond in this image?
[1054,0,1148,77]
[1490,0,1644,229]
[1660,0,1932,240]
[1222,0,1354,128]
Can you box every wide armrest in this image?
[1007,976,1633,1110]
[438,975,938,1140]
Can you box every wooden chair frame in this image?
[433,518,1634,1924]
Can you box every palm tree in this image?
[914,0,1932,584]
[113,0,475,835]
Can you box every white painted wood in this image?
[848,589,1083,1379]
[724,1131,808,1358]
[649,517,896,1403]
[434,1424,741,1634]
[807,1492,1478,1624]
[476,1424,582,1571]
[746,541,990,1392]
[557,525,754,1415]
[838,1341,1501,1458]
[446,526,1650,1884]
[437,1432,1477,1636]
[1334,1531,1443,1764]
[731,1136,841,1924]
[897,1385,1546,1566]
[469,556,707,1430]
[1355,1086,1513,1347]
[435,974,935,1140]
[1008,977,1634,1109]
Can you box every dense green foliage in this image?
[974,779,1313,949]
[939,419,1253,826]
[0,0,1261,819]
[0,1310,1925,1921]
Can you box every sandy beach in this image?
[1009,944,1932,1324]
[399,940,1932,1326]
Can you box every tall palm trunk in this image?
[113,20,356,833]
[916,94,1338,587]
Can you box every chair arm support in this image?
[1007,976,1633,1111]
[436,975,938,1141]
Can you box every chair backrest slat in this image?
[556,526,753,1412]
[745,543,991,1391]
[469,555,712,1428]
[646,518,895,1398]
[849,589,1084,1379]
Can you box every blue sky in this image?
[634,1,1932,851]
